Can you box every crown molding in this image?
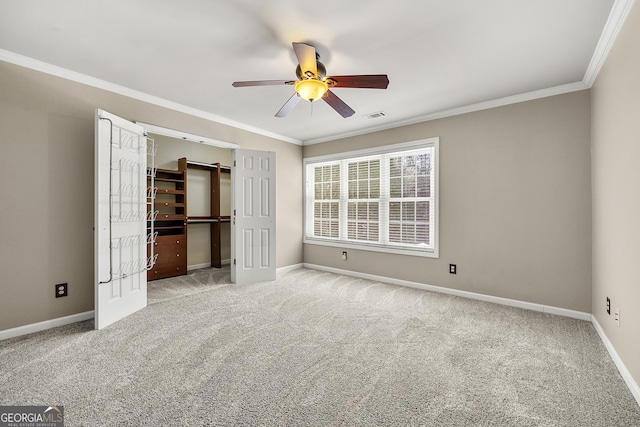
[583,0,636,87]
[303,81,589,145]
[0,48,302,146]
[303,0,635,145]
[1,0,633,147]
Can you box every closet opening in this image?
[144,127,235,282]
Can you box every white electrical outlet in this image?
[341,251,347,261]
[614,308,620,327]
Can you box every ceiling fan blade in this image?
[293,42,318,78]
[323,90,355,118]
[275,93,302,118]
[232,80,294,87]
[326,75,390,89]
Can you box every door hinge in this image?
[233,259,236,265]
[233,160,236,167]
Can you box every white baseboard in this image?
[2,268,638,409]
[277,263,304,276]
[307,263,640,406]
[302,264,640,402]
[2,262,298,341]
[187,259,231,271]
[591,316,640,406]
[188,263,211,271]
[303,263,591,321]
[0,311,94,341]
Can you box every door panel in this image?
[231,149,276,283]
[94,109,148,329]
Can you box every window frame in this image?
[303,138,439,258]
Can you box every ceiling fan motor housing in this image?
[296,61,327,81]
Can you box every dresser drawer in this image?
[148,264,187,281]
[147,234,186,280]
[153,234,186,249]
[148,255,187,279]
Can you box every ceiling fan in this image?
[232,42,389,118]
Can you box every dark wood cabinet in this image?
[148,234,187,280]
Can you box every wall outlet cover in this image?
[55,283,68,298]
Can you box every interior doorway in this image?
[95,114,276,329]
[147,133,233,275]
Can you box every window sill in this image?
[303,238,439,258]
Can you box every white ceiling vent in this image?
[364,111,388,119]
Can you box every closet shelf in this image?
[154,202,185,208]
[150,168,183,175]
[155,213,185,220]
[153,225,185,230]
[187,216,231,224]
[154,188,184,195]
[153,177,185,183]
[186,159,231,173]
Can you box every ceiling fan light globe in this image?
[295,79,328,102]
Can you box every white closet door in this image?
[94,109,148,329]
[231,149,276,283]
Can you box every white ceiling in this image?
[0,0,622,144]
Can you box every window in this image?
[313,163,340,238]
[304,138,438,257]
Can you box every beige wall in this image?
[0,61,303,331]
[304,91,592,312]
[592,2,640,391]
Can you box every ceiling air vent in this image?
[364,111,388,119]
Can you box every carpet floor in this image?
[1,267,639,426]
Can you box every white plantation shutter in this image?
[347,158,380,242]
[387,150,434,246]
[312,163,340,238]
[304,139,438,257]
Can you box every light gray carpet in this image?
[1,267,639,426]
